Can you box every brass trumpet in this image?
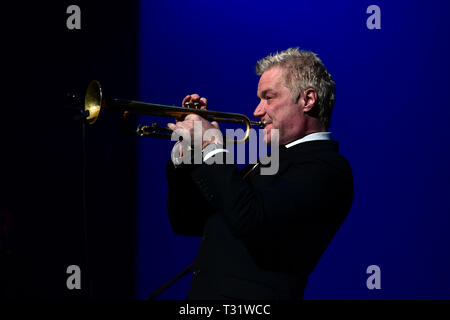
[84,80,265,143]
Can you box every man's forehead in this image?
[258,67,283,92]
[261,67,283,81]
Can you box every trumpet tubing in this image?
[84,80,264,143]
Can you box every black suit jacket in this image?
[166,140,353,300]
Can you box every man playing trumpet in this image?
[166,47,353,300]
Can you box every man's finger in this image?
[182,95,191,107]
[211,121,219,129]
[199,97,208,110]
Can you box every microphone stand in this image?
[147,262,195,300]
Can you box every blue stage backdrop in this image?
[136,0,450,299]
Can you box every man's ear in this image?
[303,88,317,112]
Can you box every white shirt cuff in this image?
[203,148,229,162]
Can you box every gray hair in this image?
[255,47,335,129]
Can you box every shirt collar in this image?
[285,132,332,149]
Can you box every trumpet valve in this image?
[183,101,201,109]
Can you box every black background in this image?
[1,1,139,299]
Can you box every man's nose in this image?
[253,102,265,118]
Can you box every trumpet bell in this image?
[85,80,102,124]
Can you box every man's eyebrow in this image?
[258,89,275,98]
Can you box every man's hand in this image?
[182,94,208,111]
[167,93,222,149]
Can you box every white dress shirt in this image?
[285,132,332,148]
